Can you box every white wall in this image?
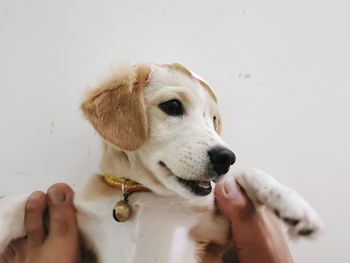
[1,0,349,262]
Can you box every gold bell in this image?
[113,200,131,222]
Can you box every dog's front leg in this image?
[189,212,230,263]
[0,194,28,254]
[229,168,323,238]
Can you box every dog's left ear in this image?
[81,64,151,151]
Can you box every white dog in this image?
[0,63,323,262]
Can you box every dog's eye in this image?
[159,99,184,116]
[213,115,217,122]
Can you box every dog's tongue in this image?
[197,181,211,189]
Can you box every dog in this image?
[0,63,323,262]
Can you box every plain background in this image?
[0,0,349,262]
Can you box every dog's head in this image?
[81,63,235,199]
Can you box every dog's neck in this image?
[99,142,172,196]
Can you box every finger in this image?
[0,256,7,263]
[1,244,15,262]
[0,238,27,263]
[6,238,27,262]
[24,191,47,247]
[215,179,255,221]
[46,184,78,242]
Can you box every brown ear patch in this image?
[81,64,151,151]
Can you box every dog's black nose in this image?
[208,147,236,176]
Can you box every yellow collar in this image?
[103,173,150,193]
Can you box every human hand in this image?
[215,179,294,263]
[0,183,80,263]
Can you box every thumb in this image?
[46,184,79,243]
[215,179,254,222]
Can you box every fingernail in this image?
[223,180,239,196]
[48,188,66,205]
[29,191,43,200]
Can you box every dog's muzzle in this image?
[176,147,235,196]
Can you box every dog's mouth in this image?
[176,177,212,196]
[159,161,213,196]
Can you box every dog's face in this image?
[82,63,235,199]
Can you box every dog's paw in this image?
[234,168,324,239]
[0,194,28,254]
[266,188,324,238]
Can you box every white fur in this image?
[0,191,213,262]
[0,194,27,253]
